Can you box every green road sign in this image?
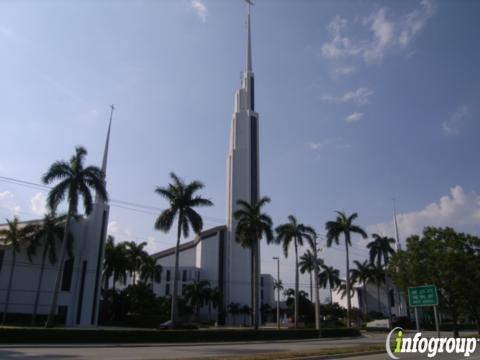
[408,285,438,307]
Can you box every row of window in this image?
[163,269,200,283]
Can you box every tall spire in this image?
[393,199,401,251]
[97,105,114,203]
[245,0,253,73]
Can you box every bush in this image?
[0,327,360,344]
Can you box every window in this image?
[261,277,264,287]
[182,284,186,296]
[61,257,74,291]
[182,270,187,282]
[166,270,170,281]
[390,289,395,307]
[0,250,4,272]
[58,306,68,324]
[165,284,170,296]
[261,290,264,302]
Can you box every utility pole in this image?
[273,256,280,329]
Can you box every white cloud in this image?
[307,138,352,152]
[345,112,363,123]
[0,191,21,216]
[190,0,207,23]
[367,186,480,246]
[321,1,436,64]
[442,105,469,135]
[399,0,436,47]
[30,192,47,216]
[322,87,373,105]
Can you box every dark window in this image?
[182,284,186,296]
[165,284,170,296]
[61,257,74,291]
[261,290,264,302]
[390,289,395,307]
[58,306,68,324]
[197,272,200,281]
[250,76,255,111]
[0,250,4,272]
[261,277,264,286]
[166,270,170,281]
[182,270,187,282]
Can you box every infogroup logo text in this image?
[386,327,479,359]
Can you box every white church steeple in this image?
[96,105,114,203]
[224,0,260,324]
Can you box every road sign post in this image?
[408,285,439,334]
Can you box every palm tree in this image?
[234,196,274,329]
[371,264,386,314]
[102,236,129,291]
[275,215,315,328]
[367,234,395,328]
[154,172,213,326]
[125,241,148,285]
[27,213,69,325]
[0,217,36,324]
[184,280,210,321]
[318,265,341,304]
[42,145,108,327]
[299,249,323,302]
[140,256,162,290]
[367,234,395,268]
[325,211,367,327]
[349,260,374,315]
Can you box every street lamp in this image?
[272,256,280,329]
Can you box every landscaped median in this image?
[0,327,360,344]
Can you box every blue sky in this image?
[0,0,479,298]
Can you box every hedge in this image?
[0,327,360,344]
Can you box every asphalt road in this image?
[0,335,385,360]
[0,331,477,360]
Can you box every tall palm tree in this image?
[125,241,148,284]
[275,215,314,328]
[42,145,108,327]
[27,213,70,325]
[0,217,36,324]
[154,172,213,326]
[184,280,210,321]
[325,211,367,327]
[318,265,341,304]
[371,264,386,314]
[234,196,274,330]
[102,236,129,291]
[350,260,374,315]
[140,256,163,290]
[367,234,395,268]
[299,249,323,301]
[367,234,395,328]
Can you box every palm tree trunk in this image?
[45,209,72,328]
[170,218,182,326]
[309,272,313,302]
[362,281,368,315]
[2,249,16,324]
[32,242,49,325]
[385,274,392,329]
[377,283,381,313]
[345,233,352,328]
[330,286,333,305]
[313,241,321,336]
[294,240,299,329]
[252,241,259,329]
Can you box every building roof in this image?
[150,225,227,260]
